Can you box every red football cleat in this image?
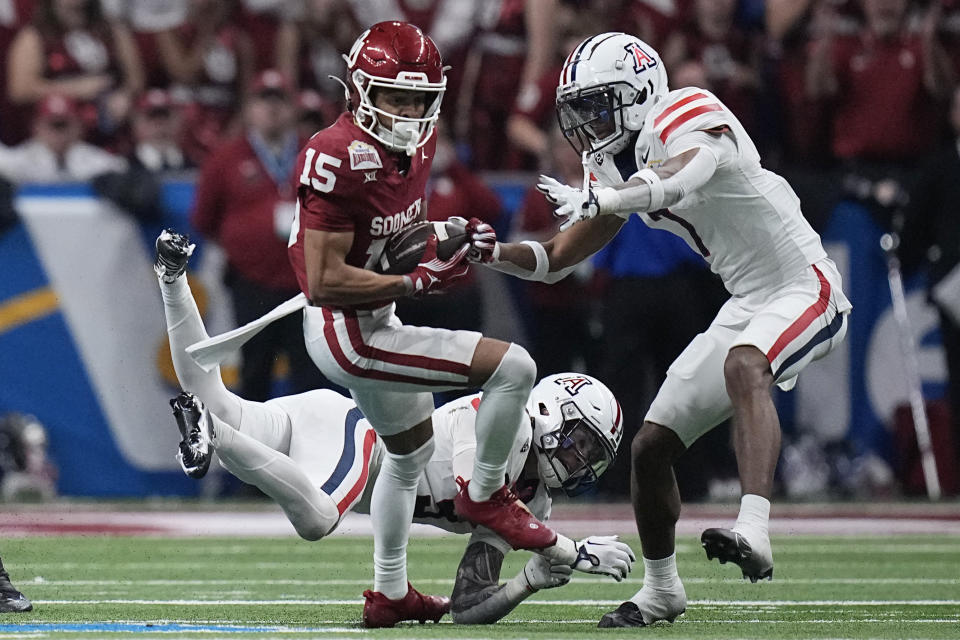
[362,582,450,628]
[453,477,558,550]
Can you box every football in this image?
[374,220,470,275]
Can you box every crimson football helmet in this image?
[526,373,622,496]
[343,21,446,155]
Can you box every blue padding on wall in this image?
[1,222,198,495]
[17,183,94,198]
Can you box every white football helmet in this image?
[556,33,668,155]
[526,373,623,496]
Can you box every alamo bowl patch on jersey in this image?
[348,140,383,171]
[374,220,469,275]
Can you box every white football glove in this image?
[571,535,636,582]
[536,175,599,232]
[522,554,573,591]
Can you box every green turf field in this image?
[1,533,959,639]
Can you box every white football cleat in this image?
[701,526,774,582]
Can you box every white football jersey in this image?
[279,389,548,539]
[587,87,828,297]
[412,393,546,535]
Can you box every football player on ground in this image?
[474,34,852,627]
[0,557,31,612]
[154,230,634,627]
[284,21,561,622]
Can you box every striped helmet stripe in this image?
[563,34,599,84]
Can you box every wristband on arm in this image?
[486,240,550,281]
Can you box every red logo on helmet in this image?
[626,42,657,75]
[553,376,593,396]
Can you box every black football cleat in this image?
[701,527,774,583]
[598,601,647,628]
[154,229,195,283]
[0,565,32,613]
[171,392,212,479]
[598,599,685,628]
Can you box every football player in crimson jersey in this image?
[153,229,635,627]
[284,21,578,625]
[475,34,852,627]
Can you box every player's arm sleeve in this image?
[593,130,732,217]
[450,540,536,624]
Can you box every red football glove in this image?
[403,234,470,296]
[465,217,498,263]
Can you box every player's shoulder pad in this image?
[299,121,383,195]
[650,87,731,147]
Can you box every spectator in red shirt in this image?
[615,0,692,49]
[455,0,557,169]
[191,69,328,401]
[156,0,254,165]
[275,0,358,101]
[102,0,189,90]
[238,0,302,72]
[5,0,145,145]
[806,0,955,168]
[0,0,35,145]
[505,3,599,169]
[661,0,763,137]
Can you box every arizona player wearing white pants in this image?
[153,232,634,625]
[478,33,852,628]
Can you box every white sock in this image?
[469,343,536,501]
[371,438,435,599]
[211,413,337,540]
[734,494,770,536]
[630,553,686,624]
[639,553,680,591]
[159,275,243,426]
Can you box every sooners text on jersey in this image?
[288,112,436,304]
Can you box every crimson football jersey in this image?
[288,112,436,304]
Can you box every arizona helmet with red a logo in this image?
[525,373,622,496]
[343,21,446,155]
[556,33,668,155]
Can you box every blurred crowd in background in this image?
[2,0,960,501]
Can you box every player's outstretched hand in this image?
[403,234,470,296]
[536,175,599,232]
[523,555,573,591]
[571,535,636,581]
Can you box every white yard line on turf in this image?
[22,577,960,586]
[3,511,960,537]
[31,598,960,606]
